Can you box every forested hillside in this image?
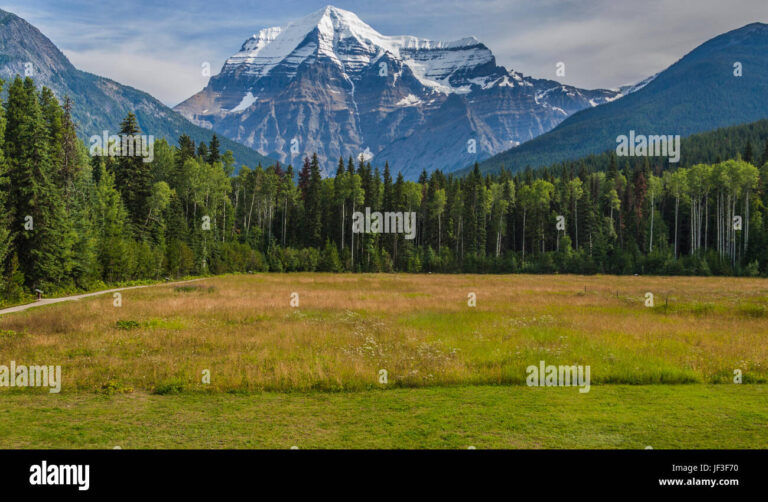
[477,22,768,173]
[2,76,768,304]
[0,8,274,171]
[481,118,768,177]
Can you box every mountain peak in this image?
[737,21,768,31]
[280,4,375,43]
[176,6,621,177]
[233,6,489,84]
[312,4,366,25]
[242,4,377,52]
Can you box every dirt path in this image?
[0,278,205,316]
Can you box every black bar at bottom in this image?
[0,449,762,495]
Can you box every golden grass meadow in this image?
[2,273,768,448]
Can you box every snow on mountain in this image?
[617,73,660,95]
[225,5,494,94]
[228,91,258,112]
[397,94,422,107]
[175,5,623,178]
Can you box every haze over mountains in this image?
[477,22,768,174]
[175,5,625,177]
[0,8,273,168]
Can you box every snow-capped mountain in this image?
[175,5,622,178]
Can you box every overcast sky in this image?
[4,0,766,106]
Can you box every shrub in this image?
[165,240,195,277]
[154,379,185,395]
[319,241,342,272]
[115,320,140,330]
[299,247,320,272]
[745,260,760,277]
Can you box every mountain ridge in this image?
[0,8,274,170]
[175,5,624,178]
[475,21,768,175]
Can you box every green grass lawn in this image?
[1,384,767,449]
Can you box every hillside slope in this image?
[477,22,768,174]
[0,8,274,169]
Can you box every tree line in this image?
[1,75,768,303]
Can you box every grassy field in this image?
[1,385,767,449]
[1,273,768,448]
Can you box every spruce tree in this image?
[207,134,221,165]
[196,141,209,161]
[115,112,152,238]
[61,97,79,184]
[0,79,9,292]
[298,156,311,196]
[39,87,63,173]
[70,180,98,289]
[761,140,768,167]
[382,162,393,210]
[303,154,323,247]
[177,134,195,166]
[94,165,131,281]
[166,192,188,243]
[4,77,74,290]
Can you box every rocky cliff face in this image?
[175,5,622,178]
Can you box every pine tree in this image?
[60,97,80,204]
[605,153,617,181]
[70,181,98,289]
[174,134,195,194]
[303,154,322,247]
[207,134,221,165]
[178,134,195,164]
[334,157,347,250]
[382,162,393,209]
[115,112,152,238]
[744,140,753,164]
[761,140,768,167]
[4,77,74,290]
[196,141,209,160]
[298,156,311,196]
[3,253,24,301]
[39,87,63,174]
[165,192,188,243]
[0,77,9,293]
[93,164,132,282]
[319,239,342,272]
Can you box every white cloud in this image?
[64,48,211,106]
[478,0,768,89]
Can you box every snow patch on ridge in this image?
[396,94,422,107]
[229,91,258,112]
